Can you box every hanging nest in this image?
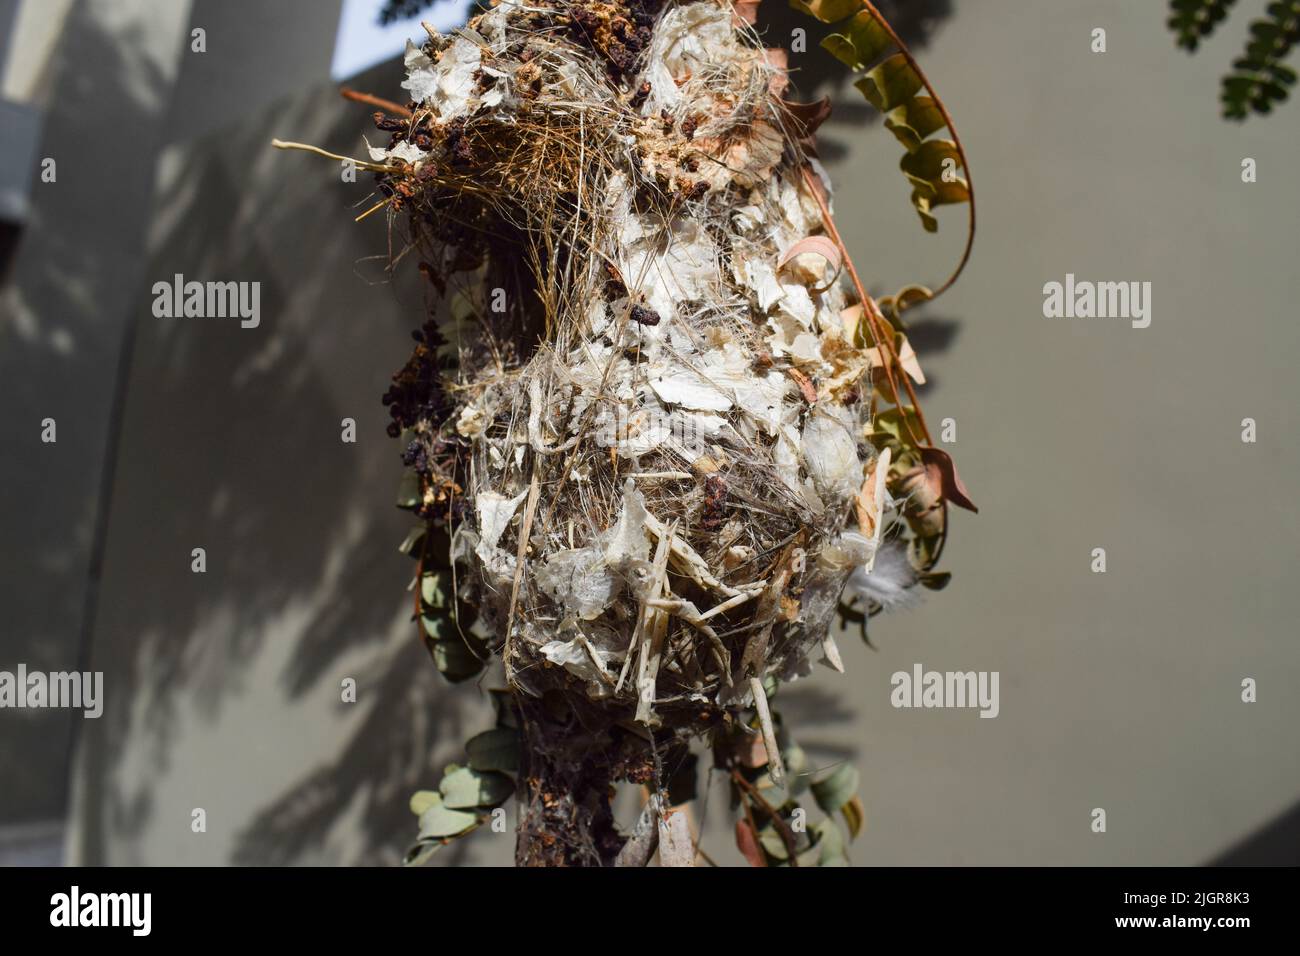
[278,0,977,866]
[382,0,891,720]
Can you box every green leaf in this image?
[811,763,860,815]
[911,178,970,232]
[799,0,971,235]
[758,823,793,861]
[871,404,926,450]
[397,525,426,556]
[421,571,450,609]
[854,53,923,111]
[466,727,521,773]
[789,0,863,24]
[396,468,421,510]
[416,801,478,839]
[899,138,962,182]
[884,96,946,151]
[430,639,486,682]
[439,764,515,809]
[1168,0,1238,51]
[821,11,892,70]
[815,819,849,866]
[421,612,454,641]
[402,838,441,866]
[408,789,441,816]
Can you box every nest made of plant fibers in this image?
[376,0,893,729]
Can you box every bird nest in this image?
[285,0,974,745]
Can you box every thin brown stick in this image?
[732,769,799,866]
[340,87,413,118]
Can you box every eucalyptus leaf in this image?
[421,611,457,642]
[421,571,450,609]
[396,468,421,510]
[466,727,521,773]
[417,801,478,839]
[402,838,441,867]
[397,525,426,556]
[815,819,849,866]
[430,639,486,682]
[811,763,860,815]
[408,789,441,816]
[440,764,515,809]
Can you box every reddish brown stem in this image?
[801,164,933,448]
[340,87,413,118]
[860,0,975,300]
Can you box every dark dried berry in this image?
[629,304,661,326]
[373,111,407,132]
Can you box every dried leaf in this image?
[897,334,925,385]
[736,730,770,769]
[735,819,768,867]
[854,53,923,111]
[884,96,946,151]
[732,0,761,26]
[778,235,841,275]
[855,446,891,563]
[821,11,892,69]
[789,0,863,23]
[899,137,963,183]
[918,445,978,513]
[842,794,866,839]
[779,95,833,149]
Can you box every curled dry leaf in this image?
[918,446,977,513]
[896,333,925,384]
[735,818,768,867]
[778,235,843,292]
[779,95,833,155]
[855,446,891,568]
[731,0,761,26]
